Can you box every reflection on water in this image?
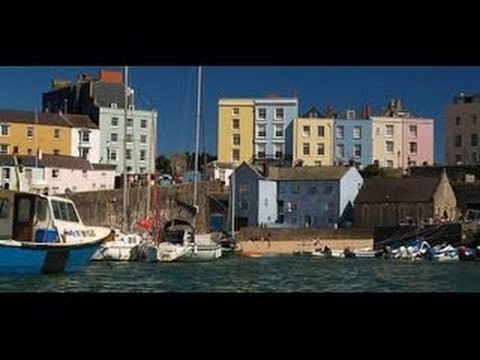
[0,256,479,292]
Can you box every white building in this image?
[99,106,157,176]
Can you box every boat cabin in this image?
[0,189,82,243]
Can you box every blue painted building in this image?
[269,166,363,228]
[253,98,299,163]
[231,163,363,228]
[333,116,372,169]
[231,162,277,228]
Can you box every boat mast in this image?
[123,66,129,233]
[193,66,202,214]
[147,109,155,216]
[231,171,235,241]
[35,108,38,169]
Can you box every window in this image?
[79,148,89,160]
[302,125,310,137]
[2,168,10,180]
[27,127,34,138]
[256,144,266,158]
[0,125,9,136]
[455,116,460,125]
[0,198,11,219]
[81,131,90,142]
[317,143,325,156]
[52,169,59,178]
[0,144,8,154]
[257,108,266,120]
[292,186,301,194]
[111,117,119,127]
[409,125,418,137]
[472,133,478,147]
[473,153,478,163]
[140,150,146,161]
[54,128,61,140]
[140,135,147,144]
[53,149,60,155]
[386,141,394,153]
[385,124,394,136]
[274,124,283,137]
[126,134,133,143]
[232,108,239,116]
[274,144,283,159]
[353,126,362,139]
[125,149,132,160]
[317,126,325,137]
[140,119,148,128]
[302,143,310,155]
[409,142,418,154]
[354,144,362,157]
[232,149,240,161]
[336,126,344,139]
[257,124,266,138]
[17,198,31,224]
[473,115,478,124]
[109,149,117,161]
[13,146,18,154]
[111,133,118,142]
[386,160,394,168]
[455,154,462,163]
[139,167,146,173]
[232,119,240,130]
[51,200,79,222]
[27,148,32,155]
[127,118,133,127]
[455,135,462,148]
[324,185,333,194]
[275,108,284,120]
[336,144,344,158]
[233,134,240,146]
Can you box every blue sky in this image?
[0,66,478,163]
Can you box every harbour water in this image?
[1,255,480,292]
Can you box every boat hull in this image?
[0,239,105,275]
[176,244,222,262]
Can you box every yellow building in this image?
[0,110,94,156]
[292,117,334,166]
[217,99,254,164]
[371,116,404,168]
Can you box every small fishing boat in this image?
[0,189,113,275]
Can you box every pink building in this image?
[402,118,434,168]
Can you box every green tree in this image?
[156,155,171,174]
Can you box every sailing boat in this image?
[145,66,222,262]
[91,66,154,261]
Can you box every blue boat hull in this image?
[0,239,104,275]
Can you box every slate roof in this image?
[355,177,440,204]
[267,166,351,181]
[0,109,95,128]
[41,154,93,171]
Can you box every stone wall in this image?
[68,180,226,233]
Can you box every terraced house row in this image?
[217,98,434,170]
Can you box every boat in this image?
[145,66,222,262]
[0,188,113,274]
[90,66,155,261]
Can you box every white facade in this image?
[70,127,101,164]
[0,166,45,192]
[98,106,157,175]
[44,167,116,195]
[205,161,235,186]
